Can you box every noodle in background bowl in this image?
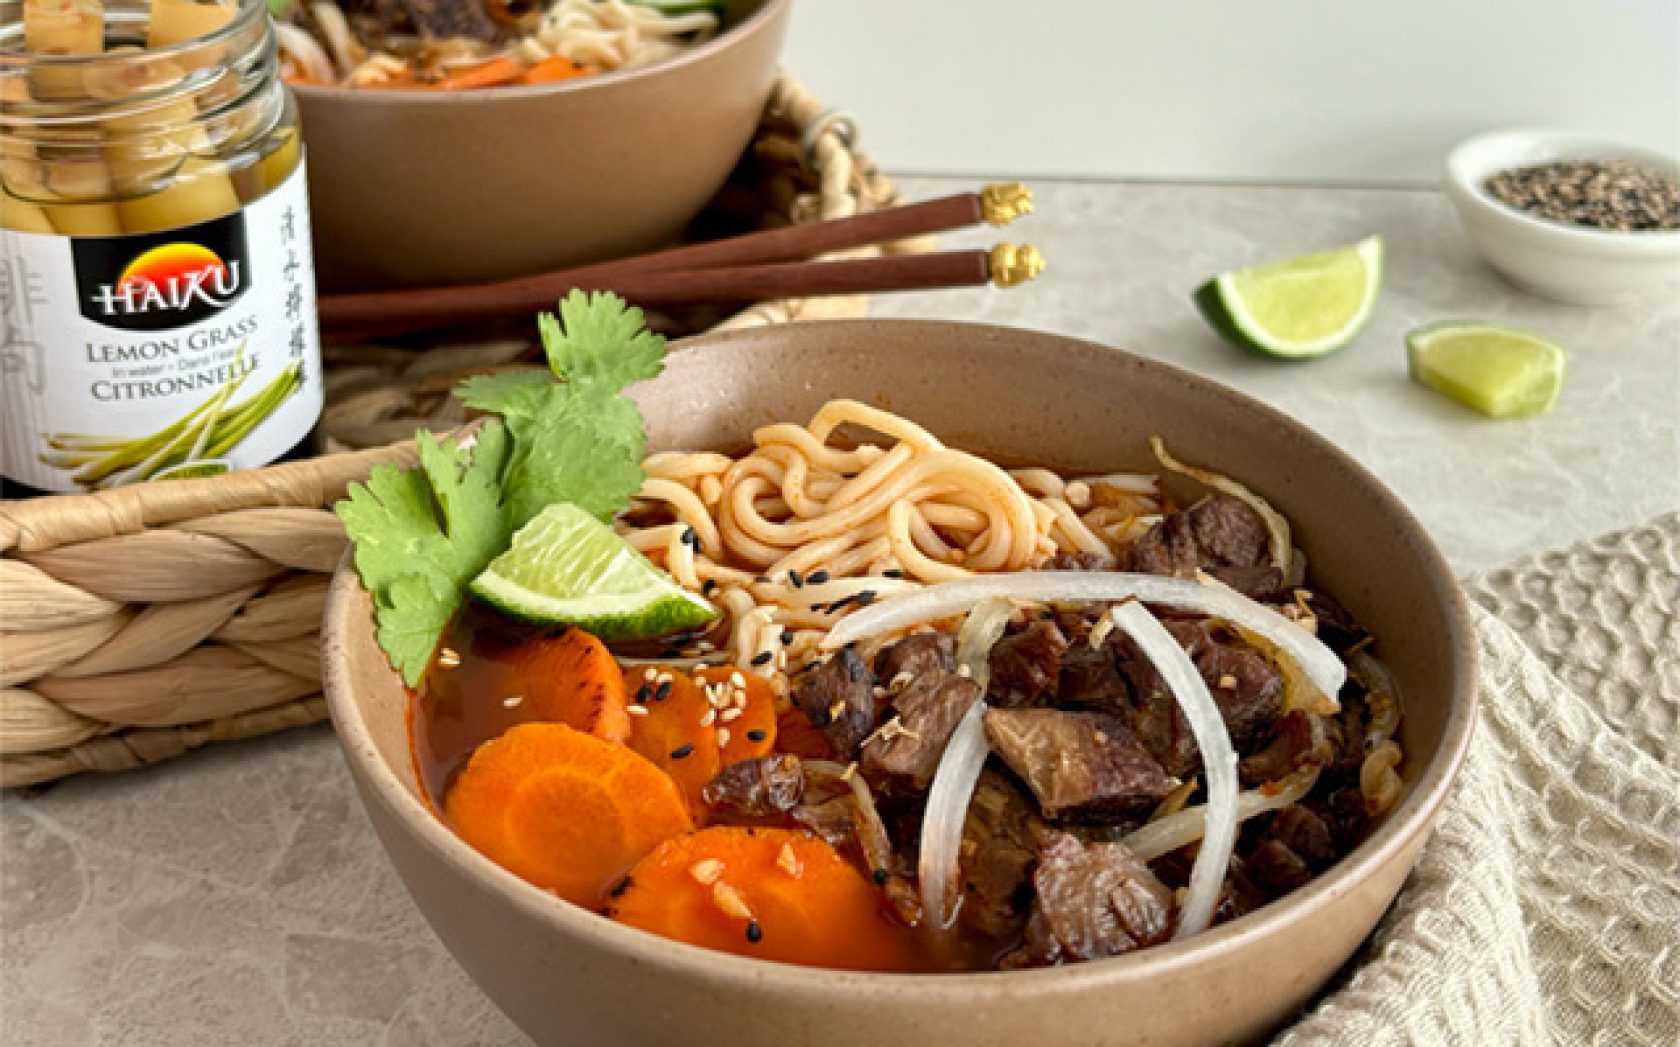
[294,0,789,291]
[323,320,1477,1046]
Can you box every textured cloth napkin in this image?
[1278,512,1680,1046]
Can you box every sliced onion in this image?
[822,572,1346,703]
[1122,766,1320,862]
[274,23,336,84]
[1151,436,1293,574]
[954,596,1015,692]
[1349,649,1402,746]
[916,701,988,931]
[1109,601,1235,941]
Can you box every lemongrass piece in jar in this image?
[0,0,322,497]
[23,0,103,98]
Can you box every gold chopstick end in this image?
[980,182,1034,225]
[989,242,1045,287]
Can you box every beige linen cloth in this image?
[1276,512,1680,1046]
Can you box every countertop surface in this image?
[3,177,1677,1046]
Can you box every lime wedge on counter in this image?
[1194,236,1384,358]
[1405,322,1566,418]
[470,502,716,637]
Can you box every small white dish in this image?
[1444,130,1680,305]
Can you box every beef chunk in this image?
[1208,564,1287,603]
[1002,832,1173,968]
[1238,710,1319,785]
[988,619,1069,708]
[791,796,856,849]
[1268,804,1336,869]
[793,648,874,759]
[861,670,981,791]
[958,770,1044,942]
[395,0,499,41]
[1306,589,1370,653]
[1128,494,1271,580]
[702,754,804,818]
[984,709,1172,822]
[1046,550,1119,572]
[1247,840,1313,894]
[1113,620,1285,772]
[873,633,955,685]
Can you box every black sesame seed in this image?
[855,589,877,607]
[669,743,695,760]
[755,575,771,584]
[872,868,889,886]
[701,579,717,596]
[746,729,768,742]
[809,602,826,611]
[609,876,633,898]
[750,650,773,667]
[745,920,763,943]
[682,526,698,548]
[634,684,652,704]
[788,569,803,588]
[780,632,794,646]
[654,680,673,702]
[882,569,904,579]
[806,570,830,584]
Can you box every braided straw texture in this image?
[1280,511,1679,1046]
[0,73,906,788]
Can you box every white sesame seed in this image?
[828,699,846,720]
[643,668,658,682]
[716,728,731,748]
[776,843,802,878]
[720,707,744,723]
[696,641,716,653]
[503,694,524,709]
[627,704,650,717]
[888,671,914,693]
[689,859,723,885]
[730,671,747,688]
[1217,674,1238,690]
[437,647,461,668]
[711,881,753,921]
[656,672,675,686]
[700,709,716,727]
[955,664,973,678]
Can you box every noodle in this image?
[616,399,1164,674]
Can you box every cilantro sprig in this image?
[335,292,665,685]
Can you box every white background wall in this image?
[783,0,1680,184]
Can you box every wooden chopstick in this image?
[317,184,1036,339]
[322,245,1046,340]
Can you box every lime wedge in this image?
[470,502,716,638]
[1194,236,1384,358]
[1406,321,1566,418]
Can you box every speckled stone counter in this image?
[3,178,1676,1046]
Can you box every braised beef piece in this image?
[1238,710,1320,785]
[394,0,500,41]
[1111,620,1285,775]
[1127,494,1281,601]
[793,648,874,759]
[1212,854,1276,924]
[1247,839,1313,894]
[1046,550,1119,572]
[702,754,804,818]
[987,619,1069,708]
[1001,832,1173,968]
[861,670,981,792]
[958,770,1045,942]
[791,796,856,850]
[873,632,956,683]
[1306,588,1371,653]
[984,709,1173,822]
[1268,804,1337,869]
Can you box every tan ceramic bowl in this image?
[295,0,789,291]
[323,320,1477,1047]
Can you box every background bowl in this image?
[323,319,1478,1047]
[1445,129,1680,304]
[295,0,789,292]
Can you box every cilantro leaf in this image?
[454,370,552,421]
[500,391,647,530]
[335,422,511,685]
[539,290,665,391]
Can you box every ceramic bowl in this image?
[294,0,789,292]
[323,319,1478,1047]
[1445,129,1680,304]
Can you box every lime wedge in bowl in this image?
[471,502,716,638]
[1195,236,1384,358]
[1406,321,1567,418]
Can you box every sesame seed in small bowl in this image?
[1445,130,1680,304]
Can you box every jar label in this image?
[1,161,322,493]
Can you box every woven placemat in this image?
[0,73,911,788]
[1279,511,1679,1045]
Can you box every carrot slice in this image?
[625,667,722,817]
[519,55,588,84]
[445,722,692,906]
[434,55,525,91]
[693,665,778,764]
[508,628,631,743]
[606,827,915,971]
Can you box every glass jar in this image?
[1,0,321,495]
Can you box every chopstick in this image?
[316,184,1038,339]
[321,245,1047,340]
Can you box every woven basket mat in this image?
[1278,511,1679,1046]
[0,73,914,788]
